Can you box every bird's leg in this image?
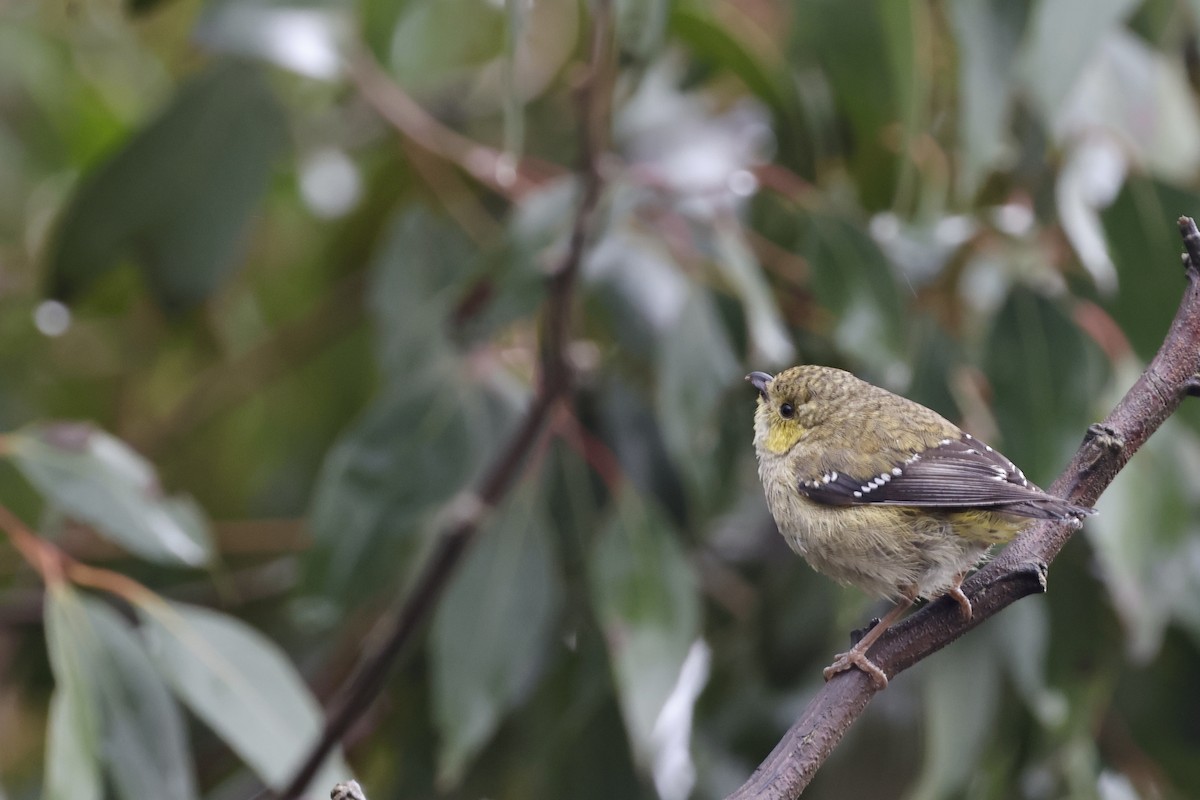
[945,573,972,621]
[824,590,916,689]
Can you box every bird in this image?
[747,365,1094,688]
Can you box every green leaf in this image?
[82,600,198,800]
[44,689,101,800]
[792,0,915,205]
[983,288,1107,478]
[1016,0,1139,125]
[388,0,506,94]
[46,61,287,310]
[798,212,907,372]
[1101,178,1200,361]
[588,492,703,773]
[949,0,1028,198]
[430,481,563,787]
[44,587,197,800]
[43,587,102,800]
[137,600,350,793]
[7,422,213,566]
[670,6,790,114]
[1087,361,1197,660]
[306,208,512,604]
[367,209,476,383]
[305,378,484,604]
[908,634,1001,800]
[711,220,794,366]
[655,290,740,498]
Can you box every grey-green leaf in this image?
[430,481,563,787]
[7,422,213,566]
[44,587,197,800]
[588,492,703,773]
[655,289,740,498]
[81,599,198,800]
[43,587,102,800]
[137,600,350,793]
[46,61,287,310]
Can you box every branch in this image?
[726,216,1200,800]
[347,50,566,199]
[272,6,613,798]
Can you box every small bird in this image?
[748,366,1094,688]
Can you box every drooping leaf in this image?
[43,586,102,800]
[983,288,1107,478]
[137,600,350,793]
[949,0,1028,198]
[1016,0,1139,125]
[655,290,740,499]
[306,208,515,605]
[44,587,198,800]
[797,211,907,373]
[1087,360,1197,660]
[711,220,794,366]
[79,600,198,800]
[46,61,287,310]
[388,0,507,94]
[1101,178,1200,361]
[908,634,1001,800]
[792,0,915,206]
[366,208,477,383]
[588,491,703,778]
[430,480,563,786]
[7,422,213,566]
[670,5,807,169]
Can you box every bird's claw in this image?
[824,649,889,689]
[946,586,973,621]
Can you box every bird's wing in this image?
[799,434,1093,520]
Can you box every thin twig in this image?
[347,50,565,199]
[272,6,613,798]
[726,216,1200,800]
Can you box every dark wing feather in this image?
[799,434,1094,520]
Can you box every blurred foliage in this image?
[2,0,1200,799]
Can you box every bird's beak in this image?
[746,371,772,400]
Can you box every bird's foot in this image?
[824,649,889,689]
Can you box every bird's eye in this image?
[779,402,795,419]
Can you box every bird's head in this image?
[747,366,857,456]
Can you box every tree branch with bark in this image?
[725,216,1200,800]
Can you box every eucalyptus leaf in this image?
[7,422,213,566]
[46,61,287,310]
[655,290,740,499]
[908,635,1000,800]
[137,600,350,793]
[430,481,563,786]
[44,588,197,800]
[588,492,703,778]
[43,587,102,800]
[984,289,1107,477]
[949,0,1027,198]
[80,600,198,800]
[1017,0,1139,125]
[798,212,906,372]
[711,220,794,366]
[306,208,513,605]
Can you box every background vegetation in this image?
[2,0,1200,798]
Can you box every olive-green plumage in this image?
[748,365,1093,686]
